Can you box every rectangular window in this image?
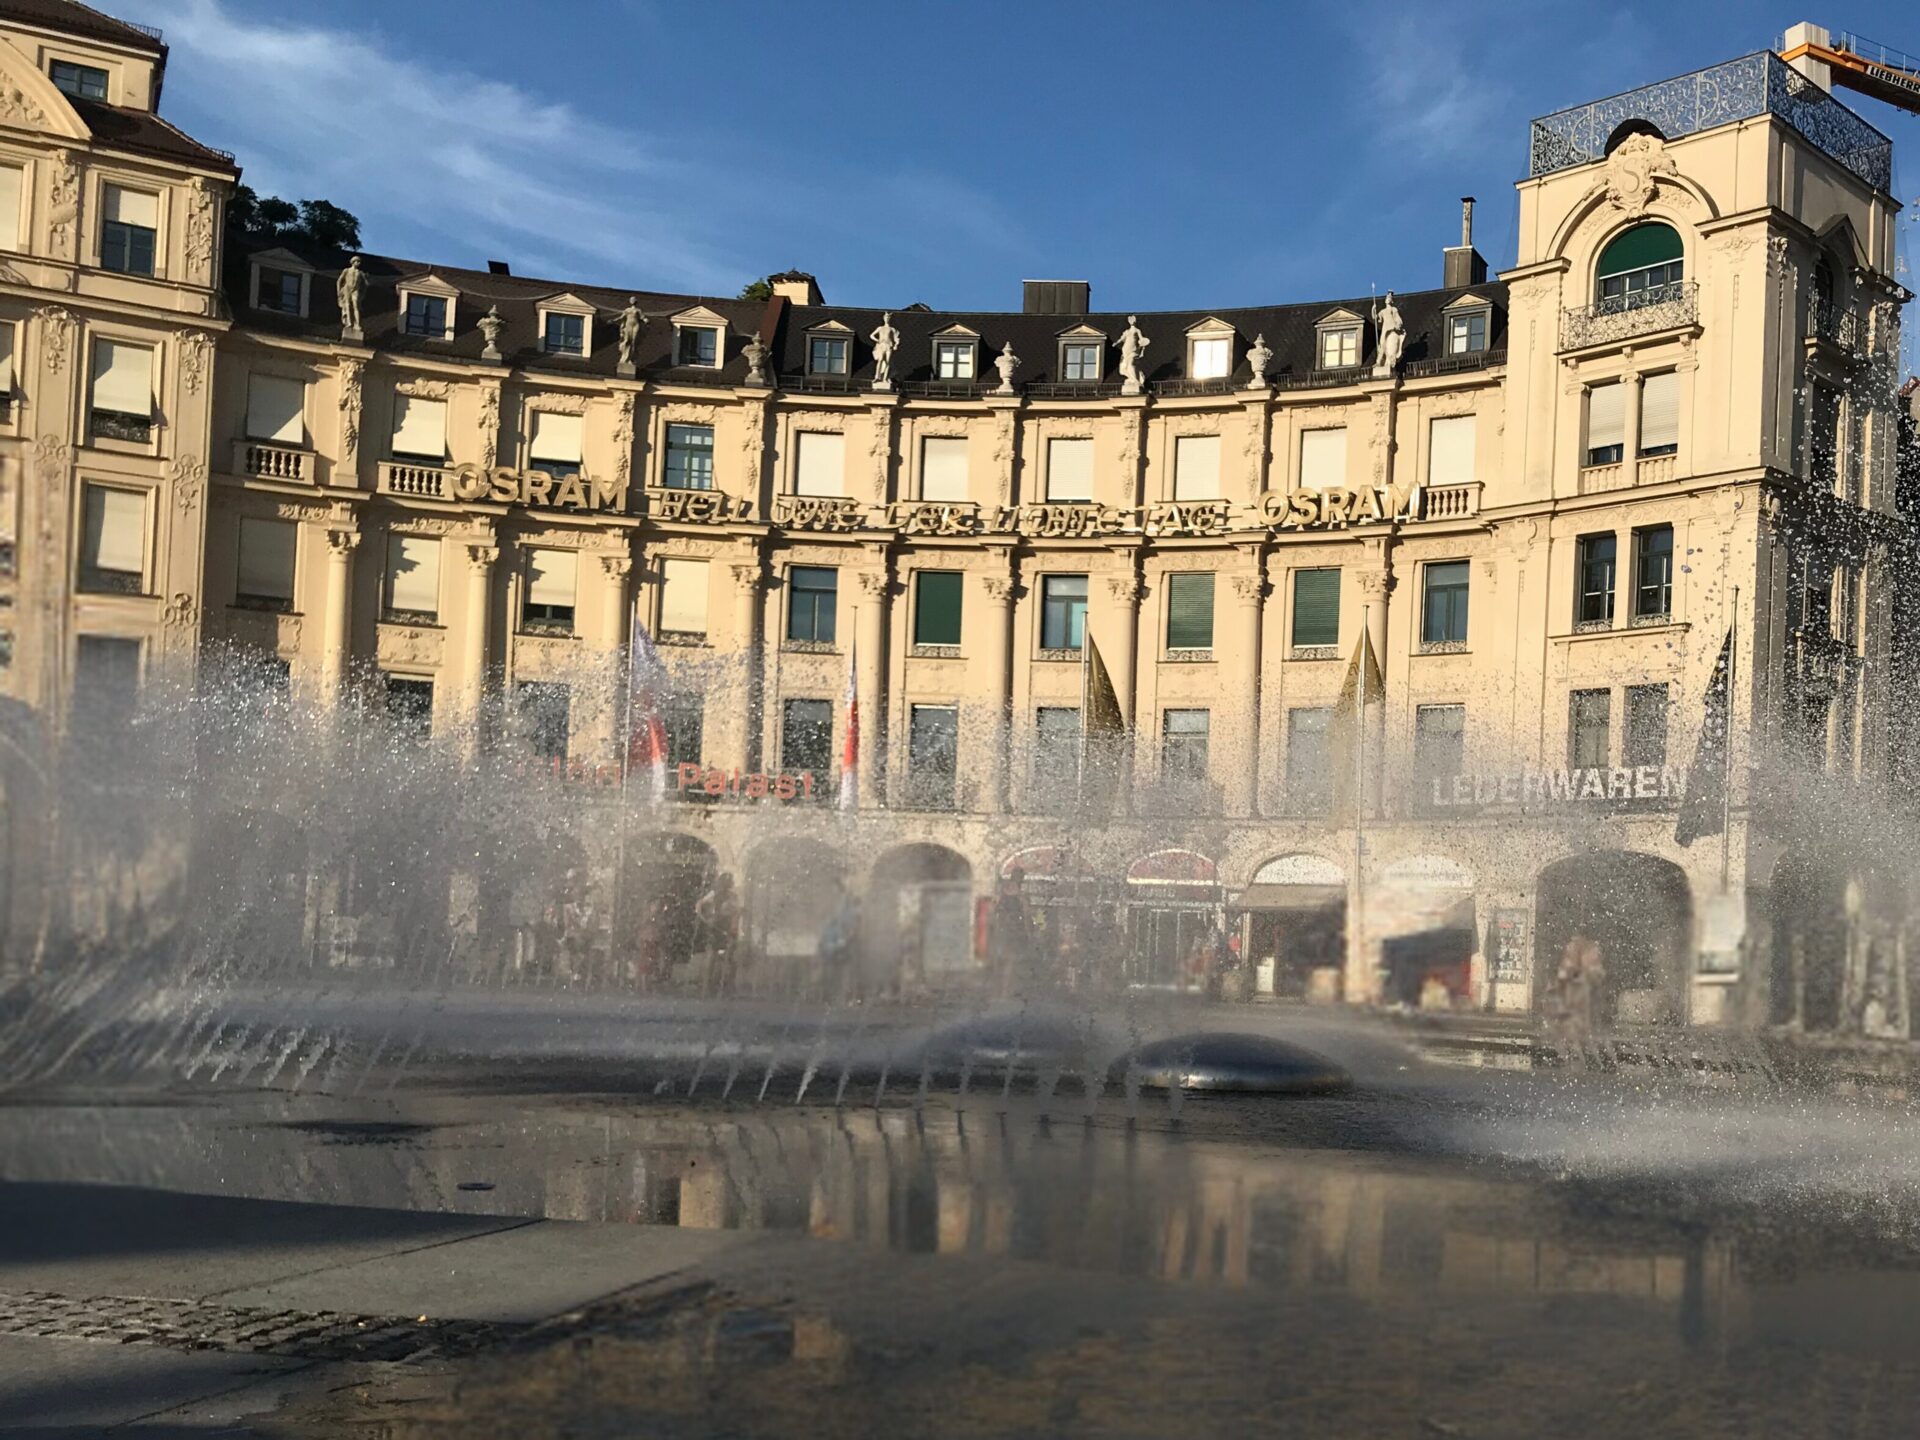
[1062,342,1101,381]
[913,570,963,647]
[89,338,153,442]
[73,635,141,731]
[79,484,145,592]
[1299,427,1346,488]
[1046,436,1093,502]
[1446,310,1488,355]
[1040,574,1087,651]
[935,341,975,379]
[1638,371,1679,456]
[256,266,302,314]
[1576,532,1617,625]
[1414,704,1466,791]
[50,60,108,100]
[100,184,157,276]
[1569,689,1611,769]
[794,430,844,496]
[808,335,848,374]
[527,410,583,480]
[1035,706,1081,792]
[236,517,296,611]
[664,423,714,490]
[1810,385,1842,490]
[0,322,12,397]
[403,293,448,338]
[385,676,434,740]
[663,692,704,767]
[677,326,719,367]
[1633,524,1673,620]
[389,395,447,462]
[1421,560,1470,646]
[1586,381,1625,466]
[543,312,584,355]
[1161,708,1210,783]
[1318,326,1359,368]
[1172,434,1221,501]
[523,548,576,631]
[919,435,969,502]
[1285,707,1332,812]
[515,681,569,761]
[384,534,441,621]
[782,698,833,776]
[907,705,959,810]
[1427,415,1476,486]
[1164,572,1215,651]
[1291,568,1340,648]
[1624,683,1669,769]
[786,565,837,644]
[0,164,23,252]
[659,557,709,638]
[1190,336,1230,379]
[245,374,305,444]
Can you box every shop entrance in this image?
[1123,850,1222,991]
[1373,856,1477,1007]
[1238,854,1348,1000]
[870,843,974,992]
[1534,850,1691,1025]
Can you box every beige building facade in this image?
[0,3,1912,1030]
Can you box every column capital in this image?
[465,543,500,570]
[1104,572,1144,605]
[1230,573,1266,604]
[855,570,890,600]
[1356,568,1393,599]
[982,574,1017,604]
[729,560,763,590]
[599,553,634,580]
[325,528,360,555]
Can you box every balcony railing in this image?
[1578,461,1627,494]
[1422,482,1481,520]
[898,378,990,399]
[1152,376,1237,398]
[89,409,151,444]
[1027,380,1124,400]
[1272,366,1367,393]
[378,460,453,500]
[1560,281,1698,351]
[233,439,314,483]
[1403,347,1507,378]
[1807,297,1862,351]
[1636,452,1677,486]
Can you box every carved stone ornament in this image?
[477,383,501,471]
[35,306,74,374]
[738,403,766,460]
[1230,574,1266,603]
[185,178,217,278]
[395,377,452,400]
[613,392,636,489]
[389,516,461,535]
[663,403,719,427]
[0,68,51,129]
[325,528,361,555]
[166,454,207,512]
[162,592,199,632]
[337,359,365,463]
[1241,413,1267,461]
[47,149,78,259]
[526,390,590,417]
[377,625,440,667]
[728,561,761,590]
[478,305,506,362]
[855,570,890,599]
[33,433,71,483]
[277,615,304,653]
[600,553,635,580]
[272,503,319,522]
[743,334,772,387]
[175,329,214,395]
[1594,131,1678,220]
[1767,234,1791,280]
[1104,573,1143,604]
[1356,569,1394,598]
[982,575,1017,604]
[465,543,500,570]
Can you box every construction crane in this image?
[1779,23,1920,115]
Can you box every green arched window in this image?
[1595,223,1684,307]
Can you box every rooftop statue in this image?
[478,304,505,361]
[1372,291,1404,377]
[869,312,900,389]
[994,340,1020,395]
[618,297,645,374]
[743,333,772,387]
[336,255,365,336]
[1247,332,1273,386]
[1116,315,1150,394]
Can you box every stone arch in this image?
[1238,852,1347,1000]
[869,842,975,988]
[1546,184,1716,272]
[1535,850,1692,1025]
[742,836,845,970]
[619,829,717,977]
[1374,854,1478,1006]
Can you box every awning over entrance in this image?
[1238,883,1347,911]
[1372,855,1475,939]
[1126,850,1218,888]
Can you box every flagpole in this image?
[1355,603,1369,1003]
[613,593,638,983]
[1079,621,1091,811]
[1721,587,1738,892]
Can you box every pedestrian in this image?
[695,873,742,996]
[818,892,862,1002]
[986,867,1040,997]
[1552,934,1605,1061]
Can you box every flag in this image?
[1675,630,1733,846]
[624,607,669,802]
[1330,627,1385,818]
[838,628,859,811]
[1080,631,1127,812]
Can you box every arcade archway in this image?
[1534,851,1691,1025]
[743,838,846,988]
[1125,849,1223,990]
[1374,855,1477,1007]
[870,843,974,992]
[619,831,717,982]
[1237,853,1346,1000]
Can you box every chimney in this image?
[1781,22,1834,89]
[1443,196,1487,288]
[1023,279,1091,315]
[487,259,511,275]
[770,270,823,306]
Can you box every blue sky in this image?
[136,0,1920,317]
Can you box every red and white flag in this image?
[838,628,859,811]
[625,604,669,802]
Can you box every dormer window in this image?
[1185,318,1236,380]
[1057,325,1105,383]
[51,60,107,100]
[929,324,979,381]
[810,335,848,374]
[1443,296,1492,355]
[397,275,459,341]
[248,250,313,318]
[670,306,729,369]
[537,293,595,357]
[1316,314,1362,369]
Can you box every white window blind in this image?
[1173,434,1221,500]
[1299,427,1346,488]
[90,339,152,416]
[102,184,158,228]
[0,324,13,392]
[385,534,441,615]
[1047,437,1093,501]
[1588,383,1626,452]
[0,165,21,251]
[237,518,296,601]
[1427,415,1476,486]
[390,395,446,459]
[1190,336,1230,379]
[920,436,969,502]
[794,431,843,496]
[84,486,145,574]
[246,375,305,443]
[1639,372,1680,451]
[660,558,709,634]
[527,548,576,608]
[529,410,583,463]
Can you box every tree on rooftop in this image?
[226,184,363,252]
[738,277,774,302]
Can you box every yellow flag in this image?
[1084,633,1125,737]
[1330,627,1384,818]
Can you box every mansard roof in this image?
[0,0,165,55]
[68,95,237,173]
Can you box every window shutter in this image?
[1165,572,1216,650]
[85,486,145,574]
[1299,427,1346,487]
[1172,434,1221,500]
[1427,415,1476,486]
[529,410,583,463]
[920,436,969,502]
[90,340,152,416]
[0,165,21,250]
[238,518,296,601]
[246,375,305,443]
[385,534,441,614]
[102,184,158,228]
[795,431,844,496]
[1639,372,1680,451]
[660,558,709,634]
[1291,568,1340,647]
[914,571,963,646]
[1587,383,1626,451]
[390,395,447,459]
[1046,437,1093,500]
[527,548,576,608]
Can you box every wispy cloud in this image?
[1343,6,1513,165]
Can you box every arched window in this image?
[1595,223,1684,310]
